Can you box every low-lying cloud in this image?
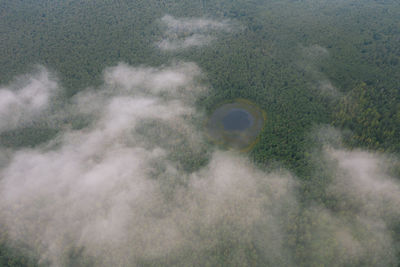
[0,66,58,132]
[0,63,399,266]
[299,44,339,98]
[0,62,296,266]
[298,141,400,266]
[157,15,233,51]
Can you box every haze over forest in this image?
[0,0,399,266]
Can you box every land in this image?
[0,0,399,266]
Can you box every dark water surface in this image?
[206,100,265,150]
[222,109,253,131]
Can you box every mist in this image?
[0,67,58,132]
[0,62,399,266]
[157,15,233,51]
[298,45,340,98]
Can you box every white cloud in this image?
[161,15,230,32]
[0,67,58,132]
[104,61,202,96]
[0,63,296,266]
[298,146,400,266]
[157,15,233,51]
[327,148,400,220]
[0,64,399,266]
[299,44,340,97]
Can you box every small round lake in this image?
[222,109,254,131]
[206,100,266,151]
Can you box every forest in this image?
[0,0,399,266]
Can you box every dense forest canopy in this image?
[0,0,399,266]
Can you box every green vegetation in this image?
[333,82,400,152]
[0,0,399,266]
[206,99,266,151]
